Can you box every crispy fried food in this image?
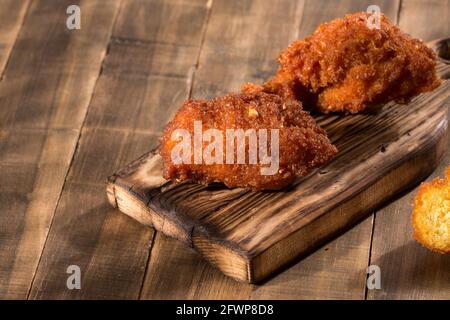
[412,168,450,254]
[247,12,441,114]
[160,92,337,190]
[242,72,318,108]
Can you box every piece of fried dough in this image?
[245,12,441,114]
[160,92,337,190]
[412,168,450,254]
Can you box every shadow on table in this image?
[371,240,450,299]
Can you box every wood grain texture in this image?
[250,217,374,299]
[108,79,450,283]
[139,0,400,300]
[108,28,450,287]
[140,0,304,299]
[252,0,400,298]
[191,0,303,99]
[0,0,121,299]
[297,0,400,35]
[132,0,448,297]
[28,130,158,299]
[0,0,29,76]
[28,0,212,299]
[141,232,254,300]
[367,0,450,300]
[1,0,447,300]
[395,0,449,41]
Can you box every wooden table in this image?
[0,0,449,300]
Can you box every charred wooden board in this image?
[107,61,450,283]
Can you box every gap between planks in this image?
[363,0,402,300]
[137,0,215,300]
[25,0,125,299]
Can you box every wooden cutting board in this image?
[106,59,450,284]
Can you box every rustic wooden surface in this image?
[107,73,450,283]
[0,0,449,299]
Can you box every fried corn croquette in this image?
[242,71,318,108]
[412,168,450,254]
[247,12,441,114]
[160,92,337,190]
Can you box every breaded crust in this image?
[160,92,337,190]
[412,168,450,254]
[246,12,441,114]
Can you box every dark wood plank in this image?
[0,0,121,299]
[0,0,121,130]
[191,0,303,98]
[367,0,450,300]
[29,129,158,299]
[251,217,373,299]
[28,0,212,299]
[113,0,208,46]
[141,233,254,300]
[0,0,29,76]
